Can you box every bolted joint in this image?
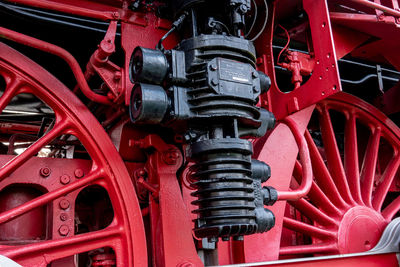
[60,174,71,185]
[59,199,70,210]
[162,149,180,165]
[58,225,69,236]
[39,167,51,177]
[74,168,84,178]
[263,186,278,206]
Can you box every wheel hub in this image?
[338,206,386,253]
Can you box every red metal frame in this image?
[256,0,341,120]
[1,0,400,266]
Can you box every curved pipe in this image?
[277,117,313,201]
[348,0,400,18]
[0,26,112,105]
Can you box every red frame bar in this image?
[0,27,112,105]
[348,0,400,17]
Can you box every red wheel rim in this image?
[281,92,400,257]
[0,42,147,266]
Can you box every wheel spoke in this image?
[292,161,342,217]
[0,43,147,267]
[0,120,69,181]
[308,182,343,217]
[0,169,102,224]
[373,152,400,211]
[0,78,22,113]
[279,242,338,255]
[319,106,355,204]
[283,217,337,240]
[344,113,363,205]
[382,195,400,221]
[290,198,338,226]
[360,127,381,207]
[305,130,349,210]
[1,226,123,264]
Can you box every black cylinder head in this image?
[129,83,169,124]
[130,46,168,85]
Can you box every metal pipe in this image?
[277,117,313,201]
[348,0,400,18]
[0,27,112,105]
[7,0,117,21]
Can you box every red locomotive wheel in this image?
[0,42,147,266]
[281,92,400,257]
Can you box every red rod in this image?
[277,117,313,201]
[0,27,112,105]
[349,0,400,17]
[9,0,117,21]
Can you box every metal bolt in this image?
[60,174,71,185]
[58,225,69,236]
[113,71,122,81]
[59,199,70,210]
[239,4,248,13]
[211,78,218,86]
[74,169,84,179]
[60,213,68,221]
[39,167,51,177]
[138,169,146,177]
[112,11,120,19]
[163,150,180,165]
[253,86,259,93]
[252,71,259,78]
[209,64,217,71]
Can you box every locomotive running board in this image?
[218,218,400,267]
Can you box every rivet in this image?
[39,167,51,177]
[60,213,68,221]
[59,199,70,210]
[58,225,69,236]
[60,174,71,185]
[74,169,84,179]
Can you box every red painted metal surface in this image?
[0,0,400,266]
[256,0,342,120]
[0,42,147,266]
[277,117,312,201]
[140,135,203,267]
[220,252,399,267]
